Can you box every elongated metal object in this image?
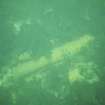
[0,35,94,87]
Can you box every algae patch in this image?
[68,62,99,84]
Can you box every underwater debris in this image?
[0,34,94,87]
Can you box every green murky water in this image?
[0,0,105,105]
